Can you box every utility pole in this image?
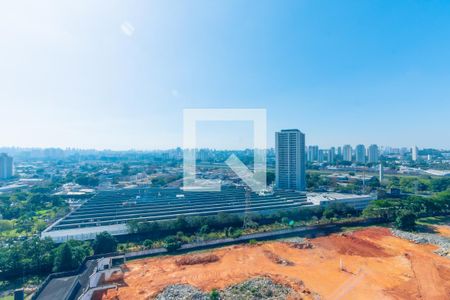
[362,170,366,194]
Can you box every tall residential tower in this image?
[355,144,366,164]
[368,144,379,163]
[343,145,353,162]
[275,129,306,191]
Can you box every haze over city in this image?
[2,1,450,150]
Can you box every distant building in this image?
[308,145,319,162]
[318,149,325,163]
[355,145,366,164]
[328,147,336,164]
[400,147,409,156]
[307,192,377,210]
[342,145,353,162]
[412,146,419,161]
[275,129,306,191]
[368,144,379,163]
[0,153,13,179]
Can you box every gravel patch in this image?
[156,284,209,300]
[220,277,298,300]
[279,237,306,243]
[391,229,450,257]
[155,277,307,300]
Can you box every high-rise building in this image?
[343,145,353,162]
[318,149,325,163]
[368,144,379,163]
[337,146,342,157]
[412,146,418,161]
[0,153,14,179]
[329,147,336,163]
[355,144,366,164]
[275,129,306,191]
[308,145,319,162]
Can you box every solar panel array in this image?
[50,187,310,231]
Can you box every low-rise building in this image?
[307,192,377,210]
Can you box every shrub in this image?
[143,239,153,249]
[210,289,220,300]
[164,236,182,252]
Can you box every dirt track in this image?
[101,227,450,300]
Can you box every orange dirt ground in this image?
[101,227,450,300]
[435,225,450,238]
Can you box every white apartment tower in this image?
[342,145,353,162]
[355,144,366,164]
[275,129,306,191]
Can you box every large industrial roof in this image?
[43,187,310,241]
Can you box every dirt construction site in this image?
[101,226,450,300]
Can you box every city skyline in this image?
[0,143,443,152]
[2,1,450,150]
[0,143,439,152]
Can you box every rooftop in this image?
[307,192,376,206]
[43,187,311,241]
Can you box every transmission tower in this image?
[243,187,252,229]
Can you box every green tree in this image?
[164,236,182,252]
[75,175,99,187]
[53,243,75,272]
[199,224,209,235]
[143,239,153,249]
[395,210,416,231]
[92,232,118,255]
[0,220,13,231]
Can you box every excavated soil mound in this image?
[286,239,314,250]
[313,229,391,257]
[175,254,220,266]
[263,250,295,266]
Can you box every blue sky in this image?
[1,1,450,150]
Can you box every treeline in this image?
[0,192,66,220]
[387,176,450,193]
[0,191,68,234]
[127,203,359,241]
[0,232,117,281]
[363,190,450,230]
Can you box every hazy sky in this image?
[1,1,450,150]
